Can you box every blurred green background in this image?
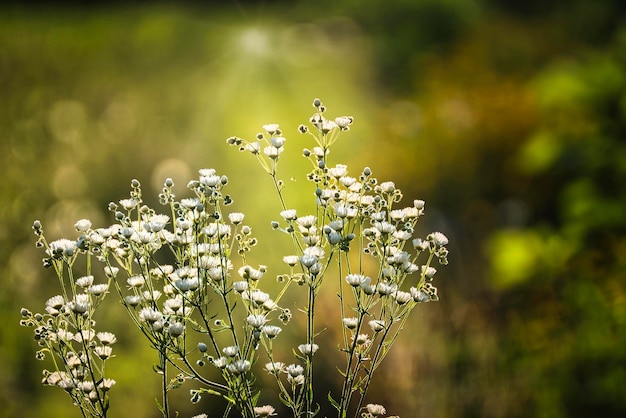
[2,0,626,417]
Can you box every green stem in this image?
[305,281,315,417]
[338,309,366,418]
[77,314,108,417]
[353,324,393,417]
[160,347,171,418]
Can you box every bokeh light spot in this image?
[151,158,192,195]
[47,99,87,144]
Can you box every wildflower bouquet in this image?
[20,99,449,418]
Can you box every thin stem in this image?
[353,324,393,417]
[337,254,349,363]
[305,281,315,417]
[338,309,366,418]
[160,347,171,418]
[271,173,288,212]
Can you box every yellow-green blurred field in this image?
[2,1,626,417]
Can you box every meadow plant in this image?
[21,99,449,418]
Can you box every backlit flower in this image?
[262,124,280,135]
[228,212,245,224]
[74,219,92,232]
[428,232,449,247]
[98,378,116,391]
[48,239,76,257]
[369,320,385,332]
[223,345,239,357]
[394,291,412,305]
[254,405,277,417]
[366,403,386,416]
[262,325,282,338]
[263,145,283,159]
[285,364,304,377]
[94,345,113,360]
[139,307,162,323]
[264,362,284,374]
[97,332,117,345]
[298,343,319,356]
[88,283,108,296]
[346,274,369,287]
[280,209,297,221]
[283,255,299,266]
[227,359,250,374]
[296,215,316,228]
[246,314,267,328]
[343,317,358,329]
[168,322,185,337]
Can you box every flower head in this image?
[67,294,90,314]
[94,345,113,360]
[346,274,369,287]
[394,291,412,305]
[96,332,117,345]
[264,362,285,374]
[223,345,239,357]
[366,403,387,416]
[298,343,319,356]
[283,255,299,266]
[285,364,304,377]
[227,359,251,374]
[428,232,449,247]
[167,322,185,337]
[261,325,282,339]
[343,317,359,329]
[280,209,297,221]
[263,145,283,159]
[254,405,277,417]
[228,212,245,224]
[74,219,92,232]
[335,116,354,130]
[88,283,109,296]
[44,296,63,310]
[48,239,77,257]
[138,307,162,323]
[246,314,267,328]
[369,320,385,333]
[262,124,280,135]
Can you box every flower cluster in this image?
[20,221,116,417]
[228,99,449,417]
[22,99,449,418]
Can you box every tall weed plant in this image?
[20,99,449,418]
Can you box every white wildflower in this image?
[297,343,319,356]
[264,362,285,374]
[262,124,280,135]
[345,274,369,287]
[94,346,113,360]
[343,317,359,329]
[254,405,277,417]
[228,212,245,224]
[366,403,387,416]
[96,332,117,345]
[261,325,282,338]
[88,283,108,296]
[246,314,267,328]
[428,232,449,247]
[74,219,92,232]
[227,359,250,374]
[369,320,385,333]
[280,209,297,221]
